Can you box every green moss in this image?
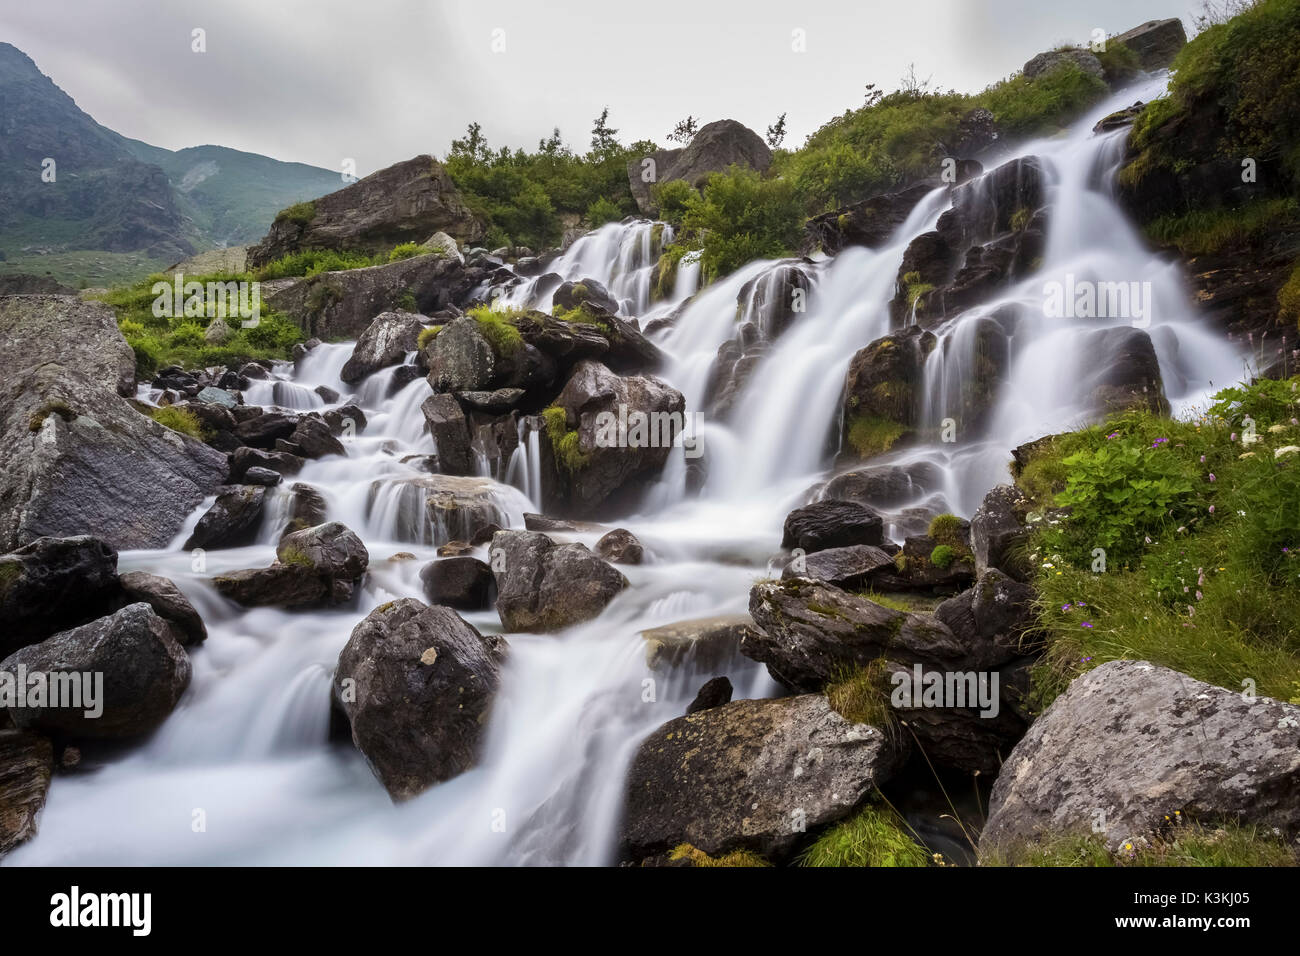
[466,304,525,357]
[668,844,772,867]
[1145,197,1299,256]
[28,399,77,433]
[0,559,22,597]
[387,242,424,262]
[417,325,443,350]
[542,405,590,474]
[799,803,930,868]
[929,544,956,569]
[900,270,934,310]
[149,405,205,440]
[1009,206,1033,233]
[277,544,315,569]
[927,513,965,546]
[846,414,907,458]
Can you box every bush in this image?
[650,179,697,226]
[466,304,524,357]
[679,166,803,282]
[387,242,424,262]
[929,544,956,569]
[276,201,316,226]
[149,405,205,440]
[255,249,378,280]
[584,196,623,227]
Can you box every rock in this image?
[230,446,304,481]
[264,252,496,341]
[0,729,53,858]
[0,299,227,551]
[196,385,237,407]
[1022,48,1104,82]
[1079,327,1169,414]
[781,499,884,553]
[970,484,1032,580]
[289,416,346,459]
[183,486,266,550]
[871,533,975,594]
[248,155,484,268]
[276,521,368,580]
[419,556,494,610]
[456,388,526,413]
[781,544,894,589]
[283,482,328,536]
[1093,102,1145,133]
[685,677,732,715]
[982,660,1300,856]
[201,317,231,346]
[626,119,772,215]
[332,598,506,800]
[620,694,905,861]
[640,615,754,671]
[118,570,207,647]
[552,278,620,315]
[322,403,368,436]
[840,327,936,459]
[933,569,1038,670]
[1113,18,1187,71]
[821,461,945,508]
[234,410,300,449]
[421,231,464,264]
[595,528,644,564]
[211,565,336,608]
[804,181,939,255]
[242,466,282,487]
[746,578,967,691]
[1,603,190,738]
[420,393,473,475]
[491,530,628,632]
[340,311,425,384]
[371,475,517,546]
[424,316,500,392]
[0,536,120,657]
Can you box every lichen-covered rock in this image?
[340,311,425,384]
[490,530,628,632]
[620,694,905,862]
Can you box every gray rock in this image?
[490,530,628,632]
[211,564,336,608]
[183,486,266,550]
[276,521,368,579]
[419,556,494,610]
[1,603,191,738]
[118,570,207,647]
[685,676,733,715]
[970,483,1032,581]
[242,466,282,487]
[0,299,227,551]
[1023,48,1104,82]
[0,535,120,657]
[340,311,425,384]
[781,499,884,553]
[595,527,644,564]
[421,393,473,475]
[781,544,894,589]
[371,475,515,546]
[982,660,1300,855]
[1113,18,1187,70]
[425,316,499,392]
[933,569,1038,670]
[0,729,52,858]
[746,578,967,691]
[333,598,507,800]
[621,694,905,861]
[196,386,238,408]
[640,615,754,671]
[230,446,304,480]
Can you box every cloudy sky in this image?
[3,0,1198,176]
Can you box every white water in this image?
[8,74,1246,866]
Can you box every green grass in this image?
[1145,197,1299,255]
[825,660,896,729]
[799,803,931,867]
[466,304,525,356]
[387,242,424,262]
[928,513,965,546]
[1015,379,1300,710]
[846,413,908,458]
[275,201,316,226]
[417,325,442,350]
[668,844,772,867]
[541,404,590,474]
[149,405,205,440]
[984,822,1297,867]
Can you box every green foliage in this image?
[276,201,316,226]
[466,304,525,356]
[1094,41,1142,86]
[975,63,1109,140]
[255,248,378,280]
[679,166,803,282]
[984,822,1297,867]
[1145,197,1299,255]
[584,196,623,227]
[149,405,205,440]
[417,325,442,350]
[650,179,698,226]
[799,803,931,868]
[668,844,772,867]
[929,544,956,569]
[387,242,424,262]
[846,414,907,458]
[825,660,895,729]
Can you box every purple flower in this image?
[1107,431,1119,440]
[1061,604,1072,611]
[1152,437,1168,447]
[1200,455,1206,463]
[1081,621,1094,629]
[1208,473,1216,482]
[1209,505,1216,514]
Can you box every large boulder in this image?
[1,603,191,738]
[0,729,52,858]
[117,570,207,647]
[1112,18,1187,71]
[639,614,754,671]
[276,521,368,580]
[840,327,936,460]
[548,360,686,514]
[746,578,967,691]
[419,556,494,610]
[340,311,425,384]
[0,535,120,657]
[211,564,337,608]
[620,694,906,861]
[970,483,1032,580]
[982,661,1300,855]
[490,530,628,632]
[625,119,772,215]
[781,499,884,553]
[0,297,227,551]
[1022,48,1104,82]
[332,598,507,800]
[248,155,484,268]
[421,393,473,476]
[780,544,895,589]
[183,486,267,550]
[804,181,941,255]
[932,569,1039,670]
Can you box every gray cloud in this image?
[2,0,1198,176]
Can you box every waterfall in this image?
[7,73,1250,867]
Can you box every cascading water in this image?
[7,72,1248,867]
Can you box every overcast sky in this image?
[2,0,1199,177]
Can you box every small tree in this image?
[766,113,787,148]
[590,106,620,156]
[449,122,490,163]
[668,115,699,144]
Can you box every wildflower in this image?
[1107,431,1119,439]
[1208,473,1216,482]
[1199,455,1206,463]
[1231,432,1238,441]
[1196,590,1203,601]
[1152,437,1168,447]
[1077,601,1087,607]
[1061,604,1072,611]
[1144,536,1152,545]
[1080,656,1093,662]
[1209,505,1215,514]
[1081,621,1094,628]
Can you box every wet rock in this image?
[781,544,894,589]
[340,311,425,384]
[373,475,514,545]
[781,499,884,553]
[118,570,207,647]
[235,411,300,449]
[685,676,732,715]
[871,533,975,594]
[970,483,1032,580]
[424,316,500,392]
[230,446,304,481]
[421,393,473,475]
[840,327,936,459]
[746,578,966,691]
[1,603,191,738]
[322,404,368,436]
[1079,327,1169,415]
[595,528,644,564]
[276,521,368,580]
[819,461,946,509]
[552,278,619,315]
[491,530,628,632]
[290,416,346,459]
[419,556,494,610]
[982,660,1300,856]
[0,536,120,657]
[804,181,939,255]
[183,486,266,550]
[933,569,1039,670]
[211,565,335,608]
[283,482,328,536]
[242,466,282,487]
[640,615,754,671]
[621,694,905,861]
[332,598,506,801]
[0,730,53,858]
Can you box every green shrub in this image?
[650,179,697,226]
[929,544,956,568]
[585,196,623,227]
[466,304,524,356]
[276,201,316,226]
[799,803,930,867]
[387,242,424,262]
[255,249,379,280]
[679,166,803,282]
[149,405,205,440]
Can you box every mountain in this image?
[0,42,340,284]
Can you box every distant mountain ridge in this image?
[0,42,341,282]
